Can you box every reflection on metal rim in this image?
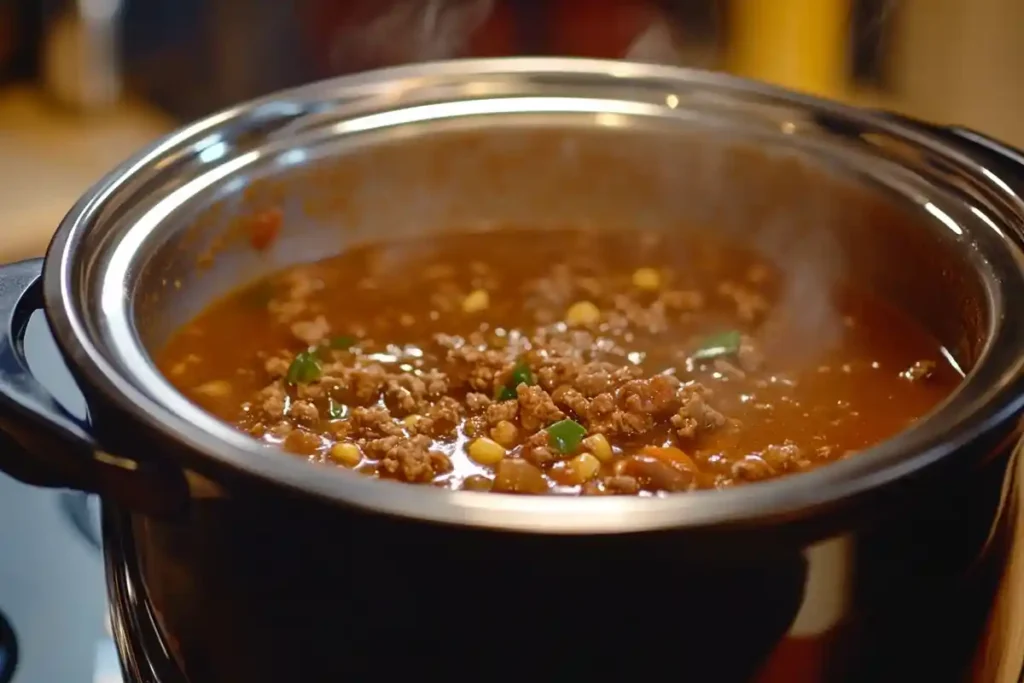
[102,505,186,683]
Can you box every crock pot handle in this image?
[0,259,186,516]
[934,126,1024,192]
[879,111,1024,195]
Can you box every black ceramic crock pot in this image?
[1,59,1024,683]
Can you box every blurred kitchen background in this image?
[1,0,1023,262]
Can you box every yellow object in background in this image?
[727,0,851,100]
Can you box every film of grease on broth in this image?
[159,195,962,497]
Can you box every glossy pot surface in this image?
[0,59,1024,681]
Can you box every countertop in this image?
[0,87,171,262]
[0,87,171,683]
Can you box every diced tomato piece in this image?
[640,445,698,473]
[247,208,282,252]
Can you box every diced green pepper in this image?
[690,330,742,361]
[547,419,587,454]
[494,358,534,400]
[494,385,518,402]
[328,335,357,350]
[327,398,347,420]
[286,350,322,384]
[510,359,534,388]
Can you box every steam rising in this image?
[323,0,494,72]
[753,202,847,370]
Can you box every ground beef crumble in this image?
[671,386,727,440]
[517,384,565,431]
[236,313,814,496]
[485,400,518,425]
[521,430,557,468]
[375,434,453,483]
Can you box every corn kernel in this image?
[468,437,506,466]
[569,452,601,483]
[490,420,519,448]
[402,414,423,430]
[632,267,661,291]
[330,442,362,468]
[566,300,601,326]
[193,380,231,397]
[462,289,490,314]
[582,433,613,462]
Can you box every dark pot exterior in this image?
[0,60,1023,683]
[105,440,1019,683]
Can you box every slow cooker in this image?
[0,59,1023,682]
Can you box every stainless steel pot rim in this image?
[43,57,1024,533]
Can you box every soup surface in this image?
[159,227,961,495]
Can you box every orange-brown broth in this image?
[158,228,961,495]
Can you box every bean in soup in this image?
[158,228,961,495]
